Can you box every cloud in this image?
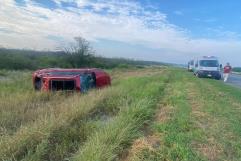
[0,0,183,49]
[53,0,89,7]
[0,0,241,65]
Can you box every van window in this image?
[199,60,219,67]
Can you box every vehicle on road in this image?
[188,59,195,72]
[193,56,221,80]
[33,68,111,92]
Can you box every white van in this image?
[187,59,195,72]
[193,56,221,80]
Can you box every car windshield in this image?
[199,60,219,67]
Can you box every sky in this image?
[1,0,241,66]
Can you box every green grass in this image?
[0,68,168,161]
[72,75,169,161]
[0,68,241,161]
[126,69,241,161]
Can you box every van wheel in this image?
[196,73,201,78]
[215,76,221,80]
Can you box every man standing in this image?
[223,63,232,82]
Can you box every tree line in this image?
[0,37,165,70]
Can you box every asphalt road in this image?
[226,74,241,88]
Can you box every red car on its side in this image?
[32,68,111,92]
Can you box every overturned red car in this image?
[32,68,111,92]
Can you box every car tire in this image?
[215,76,221,80]
[196,73,201,78]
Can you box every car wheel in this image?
[197,73,203,78]
[215,76,221,80]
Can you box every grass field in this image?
[0,67,241,161]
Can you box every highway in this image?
[226,74,241,88]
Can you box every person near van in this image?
[223,63,232,82]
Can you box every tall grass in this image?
[0,90,106,159]
[127,69,241,161]
[73,99,152,161]
[72,75,169,161]
[0,68,167,161]
[3,68,241,161]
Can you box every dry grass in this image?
[0,89,116,160]
[0,69,129,160]
[120,77,173,161]
[155,104,174,123]
[110,67,165,80]
[0,67,168,161]
[186,83,224,160]
[1,68,241,161]
[121,134,161,161]
[192,139,223,161]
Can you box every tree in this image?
[64,37,95,68]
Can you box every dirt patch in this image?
[231,102,241,110]
[192,139,223,161]
[121,101,173,161]
[186,88,202,111]
[192,110,206,118]
[121,134,161,161]
[186,83,211,122]
[155,104,174,123]
[186,83,223,161]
